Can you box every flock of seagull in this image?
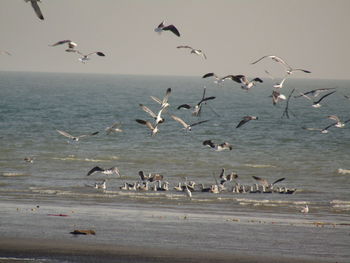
[12,2,349,215]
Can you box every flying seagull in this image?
[0,50,11,56]
[24,0,44,20]
[56,130,99,141]
[87,166,120,177]
[251,55,311,75]
[273,78,287,89]
[326,115,350,128]
[177,87,216,117]
[139,104,166,124]
[138,171,164,182]
[202,140,233,151]
[272,90,287,105]
[150,88,172,109]
[135,119,159,136]
[50,40,78,52]
[236,116,258,128]
[77,51,105,64]
[202,73,237,85]
[302,123,337,134]
[299,90,336,108]
[171,115,209,131]
[219,168,238,185]
[155,21,180,37]
[105,122,123,134]
[294,88,336,98]
[252,176,285,187]
[230,75,263,90]
[177,45,207,59]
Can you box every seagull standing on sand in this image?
[155,21,180,37]
[24,0,44,20]
[202,140,233,151]
[50,40,78,52]
[251,55,311,76]
[177,45,207,59]
[171,115,209,131]
[236,116,258,128]
[56,130,99,141]
[87,166,120,177]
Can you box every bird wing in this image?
[327,115,341,123]
[251,55,269,65]
[252,77,263,83]
[150,96,162,105]
[252,176,269,187]
[30,0,44,20]
[162,88,171,106]
[162,25,180,37]
[292,68,311,74]
[202,140,215,148]
[236,118,250,128]
[190,119,209,127]
[78,131,99,138]
[314,91,336,104]
[50,40,72,47]
[219,168,225,179]
[171,115,188,128]
[87,166,104,176]
[198,96,216,106]
[231,75,245,84]
[177,45,192,49]
[272,177,285,185]
[177,104,192,110]
[139,104,157,118]
[56,129,75,139]
[136,119,155,130]
[85,51,105,57]
[202,72,217,79]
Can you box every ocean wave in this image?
[1,172,31,177]
[52,157,110,162]
[244,164,277,168]
[330,200,350,211]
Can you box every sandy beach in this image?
[0,200,348,263]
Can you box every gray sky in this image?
[0,0,349,79]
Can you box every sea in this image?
[0,71,349,262]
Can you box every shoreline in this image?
[0,237,329,263]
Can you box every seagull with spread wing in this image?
[171,115,209,131]
[236,116,258,128]
[56,130,99,141]
[177,45,206,59]
[50,40,78,53]
[24,0,44,20]
[150,88,172,109]
[77,51,105,64]
[87,166,120,177]
[231,75,263,90]
[155,21,180,37]
[202,140,233,151]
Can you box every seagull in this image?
[219,168,238,185]
[138,171,164,182]
[154,21,180,37]
[50,40,78,52]
[252,176,285,187]
[202,140,233,151]
[94,179,107,190]
[300,205,309,214]
[299,90,336,108]
[302,123,337,134]
[171,115,209,131]
[230,75,263,90]
[139,104,166,124]
[24,156,34,163]
[273,78,287,89]
[177,45,206,59]
[24,0,44,20]
[135,119,159,136]
[236,116,258,128]
[177,87,216,117]
[0,50,11,56]
[251,55,311,75]
[327,115,350,128]
[150,88,171,109]
[202,73,236,85]
[105,122,123,134]
[87,166,120,177]
[56,130,99,141]
[294,88,336,98]
[77,51,105,64]
[272,90,287,105]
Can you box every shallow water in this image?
[0,71,349,261]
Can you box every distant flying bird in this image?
[299,90,336,108]
[77,51,105,64]
[202,73,236,85]
[236,116,258,128]
[177,45,207,59]
[139,104,166,124]
[177,87,215,116]
[171,115,209,131]
[326,115,350,128]
[294,88,336,98]
[105,122,123,134]
[231,75,263,90]
[154,21,180,37]
[150,88,172,109]
[56,130,99,141]
[50,40,78,52]
[273,78,287,89]
[251,55,311,75]
[302,123,337,134]
[135,119,159,136]
[0,50,11,56]
[138,171,164,182]
[24,156,34,163]
[24,0,44,20]
[300,205,309,214]
[252,176,285,187]
[87,166,120,177]
[272,90,287,105]
[202,140,233,151]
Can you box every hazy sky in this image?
[0,0,349,79]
